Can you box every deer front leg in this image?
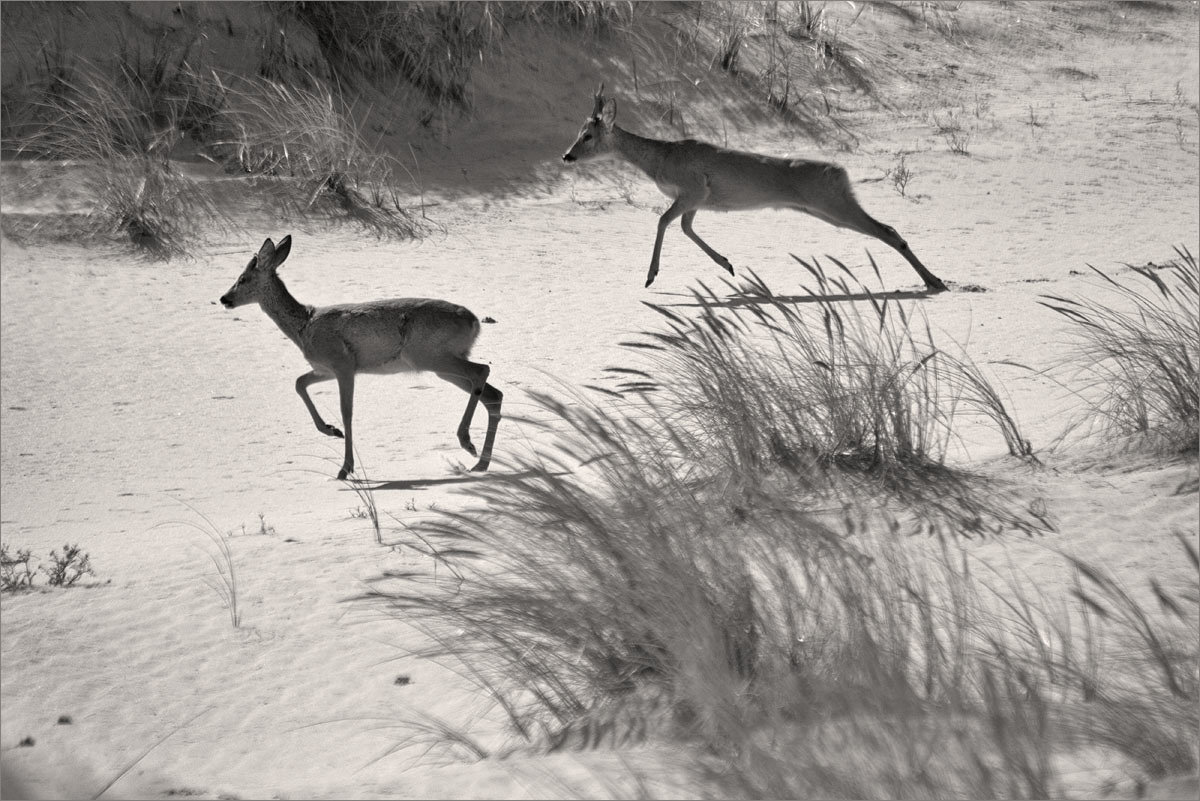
[335,370,355,480]
[680,210,733,275]
[647,199,690,288]
[296,371,343,438]
[647,184,711,287]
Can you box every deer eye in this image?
[582,133,592,142]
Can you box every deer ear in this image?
[592,83,605,118]
[256,237,276,266]
[600,96,617,129]
[274,235,292,267]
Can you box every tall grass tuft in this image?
[1040,247,1199,453]
[214,74,427,239]
[612,256,1037,534]
[359,262,1194,794]
[12,56,224,258]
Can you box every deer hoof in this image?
[336,466,353,480]
[469,458,490,473]
[321,425,344,438]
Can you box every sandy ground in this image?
[2,5,1198,799]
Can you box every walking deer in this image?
[219,236,502,479]
[562,85,948,292]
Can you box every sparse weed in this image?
[1171,79,1188,109]
[1027,104,1045,130]
[1175,117,1194,153]
[340,459,382,544]
[156,500,242,628]
[885,152,914,197]
[933,110,972,155]
[239,513,277,537]
[945,127,971,155]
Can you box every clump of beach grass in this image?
[362,396,1195,797]
[358,264,1194,796]
[607,255,1037,535]
[213,73,428,239]
[1040,246,1199,454]
[11,55,225,258]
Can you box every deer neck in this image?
[257,271,314,346]
[610,126,672,181]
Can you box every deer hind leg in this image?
[648,201,685,288]
[680,211,734,276]
[436,360,502,471]
[472,382,503,472]
[806,194,948,293]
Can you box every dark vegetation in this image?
[0,0,1057,257]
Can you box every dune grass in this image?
[213,73,428,239]
[604,256,1038,535]
[363,399,1195,797]
[357,266,1196,796]
[1040,247,1199,454]
[9,55,225,258]
[4,23,429,253]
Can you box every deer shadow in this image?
[653,285,939,310]
[351,468,565,492]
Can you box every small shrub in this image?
[885,153,914,197]
[1,542,95,591]
[42,543,94,587]
[0,543,38,592]
[943,127,971,155]
[933,110,972,155]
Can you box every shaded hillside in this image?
[1,1,1196,250]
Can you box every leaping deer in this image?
[220,236,502,480]
[562,85,948,292]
